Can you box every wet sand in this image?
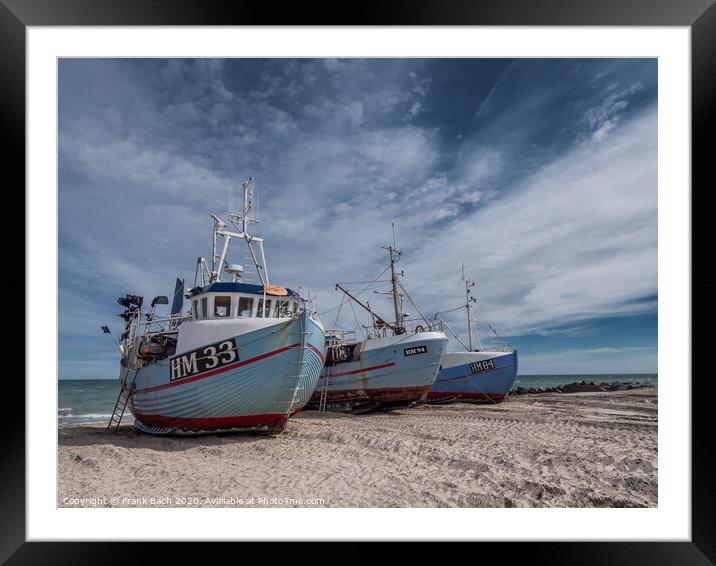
[58,387,657,508]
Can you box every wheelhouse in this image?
[187,282,302,320]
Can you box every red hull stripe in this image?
[307,343,325,362]
[323,362,396,379]
[134,342,301,394]
[133,411,287,430]
[427,391,506,401]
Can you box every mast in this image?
[242,177,249,233]
[211,220,218,275]
[209,213,225,280]
[461,263,478,351]
[384,223,405,335]
[206,176,269,286]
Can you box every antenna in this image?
[228,183,233,218]
[254,178,260,225]
[228,176,260,234]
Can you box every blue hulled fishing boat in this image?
[428,269,518,403]
[107,178,325,435]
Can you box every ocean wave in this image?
[61,413,112,419]
[58,413,114,424]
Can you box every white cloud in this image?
[582,82,644,143]
[403,101,423,121]
[582,346,652,354]
[261,105,657,343]
[463,150,503,183]
[401,104,657,335]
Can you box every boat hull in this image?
[308,331,447,413]
[428,350,518,403]
[123,311,325,434]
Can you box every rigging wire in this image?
[350,265,391,297]
[318,265,391,317]
[332,294,346,329]
[347,298,366,340]
[440,319,470,352]
[433,305,464,318]
[336,279,391,286]
[395,277,430,327]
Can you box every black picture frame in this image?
[6,0,709,561]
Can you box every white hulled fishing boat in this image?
[106,178,325,435]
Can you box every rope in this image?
[457,368,500,406]
[317,302,344,316]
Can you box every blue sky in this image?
[58,58,658,378]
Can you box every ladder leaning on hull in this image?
[107,368,140,432]
[318,367,329,413]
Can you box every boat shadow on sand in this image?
[58,422,286,452]
[58,408,415,452]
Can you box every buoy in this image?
[415,325,424,333]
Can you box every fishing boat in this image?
[105,178,325,435]
[428,268,518,404]
[308,232,448,413]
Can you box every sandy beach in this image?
[58,387,657,508]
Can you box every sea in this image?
[58,374,658,425]
[59,379,125,425]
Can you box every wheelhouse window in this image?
[214,296,231,318]
[238,297,254,317]
[201,297,208,318]
[257,298,272,317]
[192,300,199,318]
[278,299,291,317]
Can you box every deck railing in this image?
[324,329,357,344]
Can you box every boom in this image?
[335,283,395,331]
